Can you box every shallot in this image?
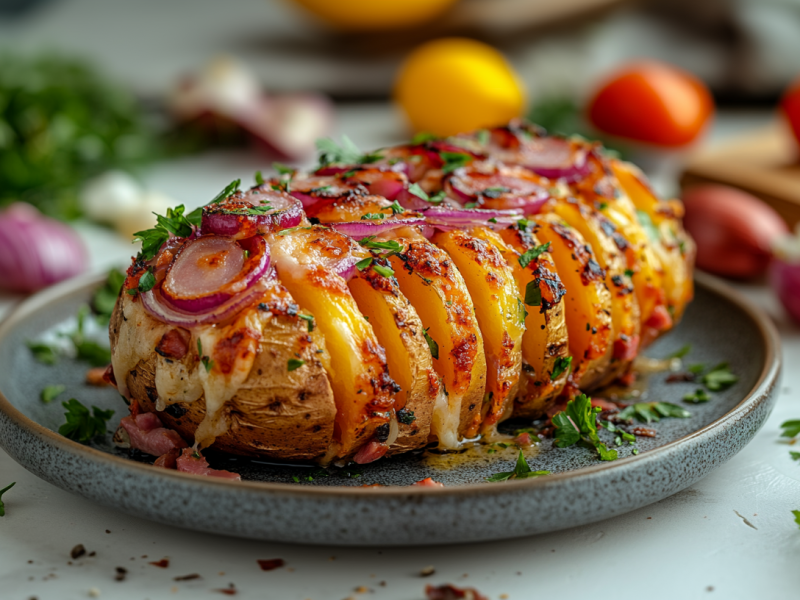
[681,184,787,279]
[771,224,800,325]
[0,203,87,293]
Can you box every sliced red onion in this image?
[0,203,87,293]
[445,164,550,215]
[142,277,271,328]
[344,168,408,200]
[161,235,269,313]
[201,188,302,238]
[329,218,426,239]
[289,175,365,208]
[423,206,524,231]
[489,134,593,182]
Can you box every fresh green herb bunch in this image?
[0,53,161,219]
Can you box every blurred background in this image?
[2,0,800,315]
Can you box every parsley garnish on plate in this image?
[486,450,549,482]
[617,401,691,423]
[781,420,800,439]
[793,510,800,529]
[668,344,692,359]
[91,268,125,322]
[552,394,618,461]
[41,384,66,403]
[59,399,114,443]
[701,363,738,391]
[0,482,16,517]
[27,341,59,365]
[683,388,710,404]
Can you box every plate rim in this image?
[0,270,782,500]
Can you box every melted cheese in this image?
[431,384,459,449]
[154,356,203,408]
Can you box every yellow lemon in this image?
[394,38,526,137]
[288,0,460,32]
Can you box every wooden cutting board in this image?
[680,122,800,227]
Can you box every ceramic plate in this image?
[0,272,781,546]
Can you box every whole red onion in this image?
[0,203,88,293]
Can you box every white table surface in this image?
[3,2,800,595]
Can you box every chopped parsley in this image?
[360,213,386,220]
[273,162,294,175]
[701,363,738,391]
[298,313,314,332]
[0,482,15,517]
[27,341,59,365]
[373,263,394,278]
[602,420,637,447]
[137,269,156,293]
[388,200,405,215]
[518,242,551,269]
[133,204,201,261]
[482,186,510,199]
[476,129,490,145]
[423,328,439,360]
[428,191,446,204]
[59,398,114,443]
[618,401,691,423]
[197,339,214,373]
[464,202,479,209]
[552,394,617,461]
[668,344,692,359]
[287,358,305,372]
[517,297,528,325]
[397,408,416,425]
[41,384,66,403]
[209,179,242,205]
[91,268,125,322]
[624,268,635,277]
[781,420,800,439]
[524,279,542,307]
[355,257,373,271]
[411,132,439,144]
[439,151,471,174]
[794,510,800,529]
[790,451,800,461]
[358,237,403,255]
[486,450,549,482]
[254,170,265,186]
[683,388,711,404]
[551,356,572,380]
[636,210,660,243]
[316,136,382,166]
[407,183,429,201]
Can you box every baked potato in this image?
[108,119,695,465]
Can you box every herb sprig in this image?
[552,394,617,461]
[0,482,16,517]
[486,450,549,482]
[59,399,114,443]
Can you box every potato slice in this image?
[569,153,669,348]
[494,224,570,417]
[348,264,438,454]
[112,280,337,462]
[531,213,613,389]
[548,198,641,386]
[611,160,695,325]
[389,237,486,446]
[432,228,524,434]
[269,226,398,460]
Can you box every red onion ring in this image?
[445,164,550,215]
[487,131,593,182]
[289,175,365,208]
[329,218,426,239]
[141,277,271,328]
[201,188,303,238]
[161,235,269,313]
[343,168,408,200]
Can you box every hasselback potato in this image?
[109,119,695,465]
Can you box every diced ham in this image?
[155,328,191,360]
[513,432,533,446]
[353,440,388,465]
[153,448,181,469]
[613,334,640,361]
[644,305,672,332]
[103,364,117,387]
[412,477,445,488]
[425,584,489,600]
[176,448,241,480]
[119,413,188,457]
[86,366,112,386]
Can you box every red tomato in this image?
[587,61,714,147]
[781,78,800,146]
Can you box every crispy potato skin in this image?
[111,284,337,462]
[348,264,437,454]
[495,225,570,417]
[390,238,486,442]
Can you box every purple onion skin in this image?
[329,218,426,239]
[0,203,87,293]
[771,257,800,325]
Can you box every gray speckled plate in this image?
[0,272,781,546]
